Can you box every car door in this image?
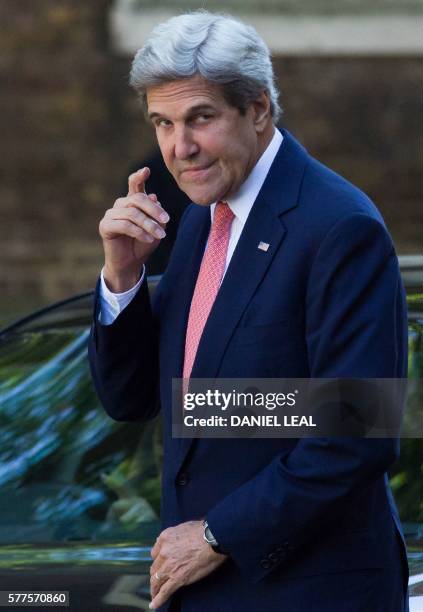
[0,293,162,611]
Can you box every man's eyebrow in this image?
[148,111,162,121]
[148,104,216,122]
[185,104,216,115]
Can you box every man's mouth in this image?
[180,162,215,179]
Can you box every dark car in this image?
[0,262,422,611]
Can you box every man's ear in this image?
[252,91,272,132]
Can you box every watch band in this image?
[203,520,226,555]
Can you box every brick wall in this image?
[1,1,422,322]
[274,55,423,252]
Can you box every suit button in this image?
[176,472,189,486]
[260,559,271,569]
[268,553,279,563]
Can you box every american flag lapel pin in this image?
[258,241,270,252]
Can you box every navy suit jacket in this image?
[89,130,409,611]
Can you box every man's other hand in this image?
[100,167,170,292]
[149,520,227,610]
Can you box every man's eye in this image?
[157,119,172,127]
[195,114,213,123]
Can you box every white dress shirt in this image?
[100,129,283,325]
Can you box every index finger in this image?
[122,192,169,225]
[128,167,150,196]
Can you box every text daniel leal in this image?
[184,415,317,427]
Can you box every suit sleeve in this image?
[205,212,408,582]
[88,277,160,422]
[87,203,195,422]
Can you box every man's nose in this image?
[174,126,199,160]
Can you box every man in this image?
[88,11,409,612]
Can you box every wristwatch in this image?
[203,520,226,555]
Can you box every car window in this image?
[390,295,423,533]
[0,289,421,550]
[0,325,162,544]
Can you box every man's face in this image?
[147,75,267,205]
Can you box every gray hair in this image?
[129,10,282,123]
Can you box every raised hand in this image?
[100,167,170,292]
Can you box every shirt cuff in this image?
[99,266,145,325]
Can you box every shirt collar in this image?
[210,128,283,225]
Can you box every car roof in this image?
[0,277,161,337]
[1,259,422,337]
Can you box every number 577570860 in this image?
[0,592,69,606]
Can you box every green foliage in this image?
[100,418,163,525]
[0,300,422,541]
[0,328,160,541]
[390,439,423,521]
[389,307,423,521]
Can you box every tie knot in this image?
[214,200,234,227]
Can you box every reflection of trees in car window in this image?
[0,293,421,543]
[99,419,162,536]
[390,299,423,523]
[0,327,162,543]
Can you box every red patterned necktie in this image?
[183,201,235,380]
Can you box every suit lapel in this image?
[191,196,286,378]
[191,129,309,379]
[174,130,309,470]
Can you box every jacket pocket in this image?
[233,320,298,348]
